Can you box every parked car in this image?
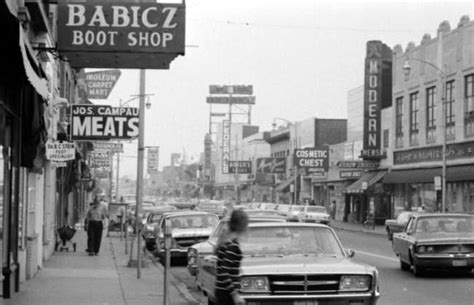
[392,213,474,276]
[300,205,331,224]
[187,214,286,277]
[155,211,219,260]
[385,211,420,240]
[286,205,304,222]
[274,203,291,216]
[141,206,178,251]
[196,200,227,218]
[166,199,196,210]
[199,222,380,305]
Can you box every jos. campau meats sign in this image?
[294,148,329,174]
[71,105,139,140]
[57,2,186,69]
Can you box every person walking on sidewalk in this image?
[85,196,109,256]
[214,209,249,305]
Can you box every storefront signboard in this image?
[294,147,329,173]
[85,70,121,99]
[394,141,474,164]
[228,161,252,174]
[256,157,286,173]
[45,141,76,161]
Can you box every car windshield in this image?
[415,216,474,234]
[169,215,218,229]
[241,226,344,257]
[307,206,327,213]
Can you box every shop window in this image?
[426,86,436,143]
[464,74,474,137]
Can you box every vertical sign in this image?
[204,134,212,180]
[361,41,391,160]
[147,147,159,174]
[222,120,230,173]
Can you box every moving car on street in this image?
[155,211,219,260]
[384,211,420,240]
[196,200,227,218]
[286,205,304,222]
[199,222,380,305]
[300,205,331,224]
[392,213,474,277]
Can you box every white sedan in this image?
[300,205,331,224]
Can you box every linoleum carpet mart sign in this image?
[71,105,139,140]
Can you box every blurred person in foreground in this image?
[214,209,249,305]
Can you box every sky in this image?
[86,0,473,179]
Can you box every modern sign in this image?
[209,85,253,95]
[294,147,329,173]
[147,147,159,174]
[57,1,186,68]
[361,40,392,160]
[85,70,121,99]
[222,120,231,174]
[256,158,286,174]
[228,161,252,174]
[71,105,139,140]
[45,141,76,161]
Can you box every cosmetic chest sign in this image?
[71,105,139,140]
[57,1,185,68]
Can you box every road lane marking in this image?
[355,250,399,263]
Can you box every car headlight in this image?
[426,246,434,253]
[417,246,426,254]
[339,275,371,292]
[240,276,270,293]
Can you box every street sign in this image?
[71,105,139,140]
[45,141,76,161]
[85,70,121,99]
[147,147,159,174]
[256,158,286,173]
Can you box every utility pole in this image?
[135,69,146,278]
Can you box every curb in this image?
[332,224,386,238]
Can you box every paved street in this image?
[166,228,474,305]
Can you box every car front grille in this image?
[430,243,474,254]
[175,236,208,248]
[269,274,340,295]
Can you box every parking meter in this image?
[163,219,172,305]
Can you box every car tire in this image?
[400,259,410,271]
[411,263,425,277]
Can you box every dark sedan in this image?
[392,213,474,276]
[385,211,421,240]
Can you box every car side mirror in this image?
[346,249,355,258]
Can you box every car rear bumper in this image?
[157,248,188,258]
[241,291,380,305]
[414,253,474,269]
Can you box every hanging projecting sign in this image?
[45,141,76,161]
[228,161,252,174]
[85,70,121,99]
[147,147,159,174]
[71,105,139,140]
[90,152,110,169]
[256,158,286,174]
[93,141,123,153]
[57,1,186,69]
[294,147,329,174]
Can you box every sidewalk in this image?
[330,220,387,238]
[3,228,196,305]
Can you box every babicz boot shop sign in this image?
[71,105,139,140]
[58,1,185,69]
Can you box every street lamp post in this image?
[272,118,298,205]
[403,59,447,213]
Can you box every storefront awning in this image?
[275,176,296,192]
[383,165,474,184]
[343,171,387,194]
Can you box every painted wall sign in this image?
[85,70,121,99]
[294,147,329,173]
[256,157,286,173]
[228,161,252,174]
[361,41,391,160]
[394,141,474,165]
[222,120,231,174]
[45,141,76,161]
[71,105,139,140]
[57,1,185,68]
